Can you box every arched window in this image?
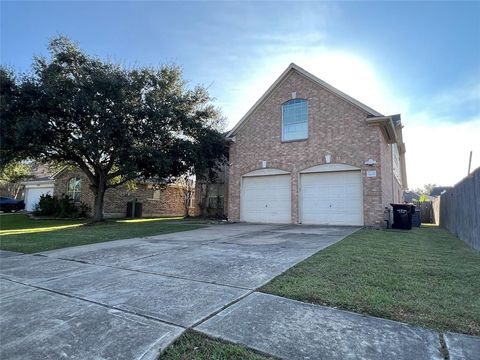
[67,177,81,202]
[282,99,308,141]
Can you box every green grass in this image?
[159,331,274,360]
[260,225,480,336]
[0,214,204,253]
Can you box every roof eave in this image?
[21,179,55,186]
[366,116,399,144]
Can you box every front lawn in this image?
[0,214,204,253]
[260,225,480,336]
[159,331,274,360]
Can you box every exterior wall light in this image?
[365,159,377,166]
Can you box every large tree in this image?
[1,37,227,221]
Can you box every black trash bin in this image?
[390,203,415,230]
[126,200,143,218]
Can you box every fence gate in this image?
[419,201,434,224]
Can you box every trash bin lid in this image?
[390,203,415,212]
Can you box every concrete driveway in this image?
[0,223,356,359]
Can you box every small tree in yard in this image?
[0,36,227,221]
[413,184,438,196]
[0,161,33,198]
[177,169,195,217]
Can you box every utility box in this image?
[126,200,143,218]
[390,203,415,230]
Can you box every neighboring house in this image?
[226,63,407,227]
[22,167,194,217]
[403,191,420,203]
[30,162,54,179]
[429,186,452,197]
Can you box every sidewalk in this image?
[195,292,480,360]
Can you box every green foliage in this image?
[413,183,438,195]
[34,194,56,215]
[0,161,33,198]
[0,214,203,253]
[34,194,89,218]
[0,161,31,184]
[160,331,273,360]
[261,226,480,335]
[1,36,228,221]
[0,68,21,167]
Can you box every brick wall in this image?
[54,168,187,218]
[380,138,393,210]
[379,138,403,226]
[228,70,389,227]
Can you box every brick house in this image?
[23,167,192,217]
[55,168,193,218]
[225,63,407,227]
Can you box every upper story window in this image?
[67,177,81,202]
[282,99,308,141]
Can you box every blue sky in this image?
[2,1,479,188]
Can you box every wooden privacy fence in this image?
[419,201,434,224]
[437,167,479,250]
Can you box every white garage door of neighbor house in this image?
[26,187,54,211]
[300,171,363,226]
[241,175,291,223]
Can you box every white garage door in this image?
[241,175,291,223]
[300,171,363,225]
[25,187,54,211]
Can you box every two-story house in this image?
[226,63,407,227]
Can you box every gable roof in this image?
[21,166,69,185]
[226,63,383,137]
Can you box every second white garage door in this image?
[241,175,291,223]
[300,171,363,225]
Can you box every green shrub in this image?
[34,194,57,215]
[34,194,89,218]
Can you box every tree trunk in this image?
[92,178,106,222]
[184,189,192,217]
[185,200,190,217]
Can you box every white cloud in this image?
[398,78,480,188]
[403,117,480,189]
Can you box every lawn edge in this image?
[258,226,480,337]
[157,329,280,360]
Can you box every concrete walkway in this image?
[1,224,478,359]
[196,292,479,360]
[0,224,354,359]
